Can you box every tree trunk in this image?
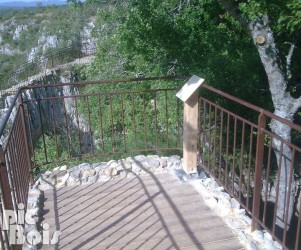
[249,15,301,230]
[270,116,295,230]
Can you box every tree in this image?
[218,0,301,232]
[118,0,301,233]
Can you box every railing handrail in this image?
[0,89,21,138]
[1,76,301,249]
[21,75,189,90]
[0,42,97,94]
[201,83,301,132]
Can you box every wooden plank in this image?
[56,226,235,250]
[44,190,205,216]
[56,213,223,235]
[46,179,190,202]
[41,172,243,250]
[45,203,215,230]
[45,173,181,200]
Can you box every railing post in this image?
[51,52,54,68]
[251,112,266,231]
[177,75,205,174]
[18,95,33,185]
[0,145,13,210]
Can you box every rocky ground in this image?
[26,154,282,250]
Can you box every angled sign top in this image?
[176,75,204,102]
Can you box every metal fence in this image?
[0,76,185,248]
[22,77,185,168]
[199,83,301,250]
[0,43,96,96]
[1,76,301,249]
[0,91,32,250]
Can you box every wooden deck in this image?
[42,172,244,250]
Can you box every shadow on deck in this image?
[41,167,244,250]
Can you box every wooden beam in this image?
[183,90,199,174]
[177,75,204,174]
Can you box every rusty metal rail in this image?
[0,91,32,250]
[0,44,96,96]
[199,83,301,250]
[22,77,185,167]
[0,76,185,248]
[1,76,301,249]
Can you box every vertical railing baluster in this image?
[143,93,147,149]
[251,112,266,231]
[121,94,127,152]
[109,94,115,152]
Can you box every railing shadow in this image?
[44,161,205,249]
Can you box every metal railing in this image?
[0,43,96,96]
[199,83,301,250]
[0,76,185,249]
[0,90,32,250]
[23,77,185,168]
[1,76,301,249]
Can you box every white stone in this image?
[232,208,246,215]
[204,197,218,209]
[98,175,111,182]
[264,231,273,241]
[87,175,98,184]
[167,155,181,162]
[56,182,66,188]
[44,170,52,176]
[251,230,264,242]
[218,192,231,201]
[82,169,96,179]
[69,169,81,179]
[140,160,152,170]
[147,155,160,160]
[225,216,248,231]
[78,163,91,170]
[54,172,69,187]
[147,158,160,168]
[246,241,258,250]
[126,156,135,163]
[206,178,218,187]
[264,241,276,250]
[59,165,67,171]
[107,160,119,168]
[133,155,147,161]
[132,162,142,173]
[104,168,118,176]
[154,166,164,174]
[126,172,135,178]
[94,164,108,172]
[92,162,107,169]
[38,184,52,191]
[237,231,248,245]
[231,198,240,209]
[67,177,80,186]
[273,241,282,249]
[40,177,55,186]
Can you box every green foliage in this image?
[278,0,301,33]
[32,84,183,169]
[33,133,69,174]
[0,3,98,82]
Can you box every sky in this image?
[0,0,66,3]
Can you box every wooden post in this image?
[183,90,199,173]
[176,75,204,174]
